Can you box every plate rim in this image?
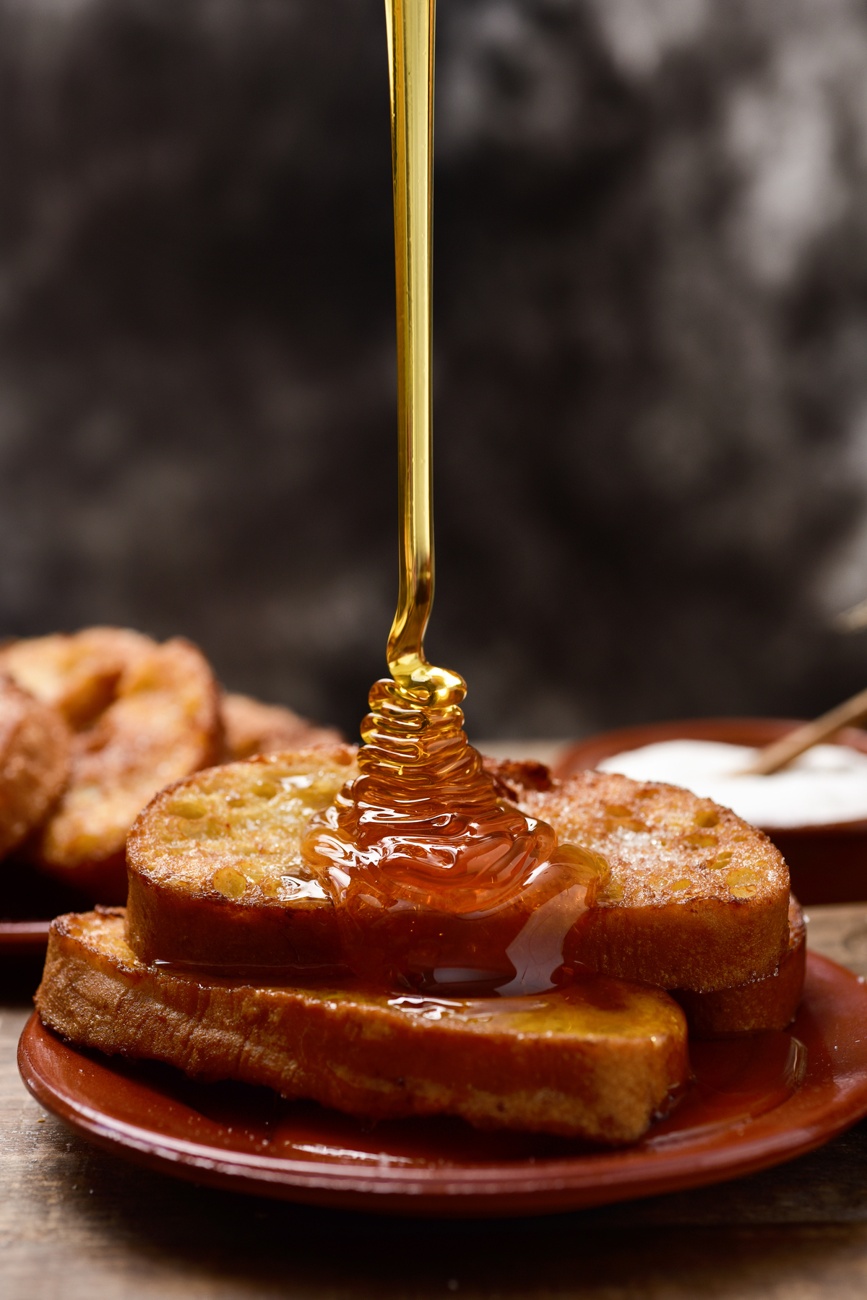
[0,919,51,955]
[18,950,867,1216]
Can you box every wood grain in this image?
[3,905,867,1299]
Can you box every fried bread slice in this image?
[674,895,806,1037]
[0,676,70,858]
[126,752,790,993]
[32,637,223,899]
[36,908,688,1143]
[126,747,357,972]
[221,692,342,761]
[508,766,790,991]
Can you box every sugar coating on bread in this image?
[129,747,356,897]
[511,767,791,990]
[0,675,70,857]
[513,768,787,909]
[37,908,688,1143]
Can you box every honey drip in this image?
[303,675,605,993]
[303,0,605,994]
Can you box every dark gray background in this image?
[2,0,867,741]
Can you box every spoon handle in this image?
[739,686,867,775]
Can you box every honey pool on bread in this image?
[300,679,607,995]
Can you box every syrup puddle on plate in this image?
[646,1031,808,1149]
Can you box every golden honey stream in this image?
[302,1,604,994]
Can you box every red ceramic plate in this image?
[17,952,867,1216]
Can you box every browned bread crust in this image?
[126,752,790,993]
[674,895,806,1037]
[30,636,223,900]
[0,676,70,858]
[221,692,342,761]
[36,908,688,1143]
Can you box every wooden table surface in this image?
[4,903,867,1299]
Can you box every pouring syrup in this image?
[302,0,605,995]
